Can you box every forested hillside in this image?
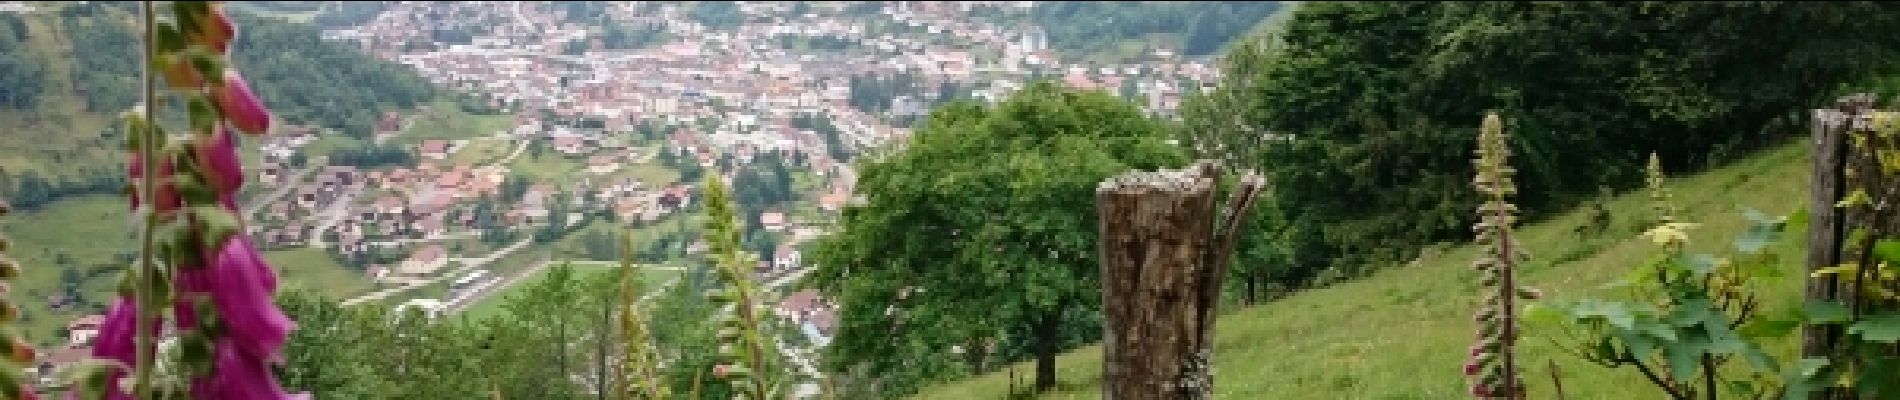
[1200,1,1900,286]
[0,1,433,210]
[1026,1,1283,61]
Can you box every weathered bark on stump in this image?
[1098,160,1264,400]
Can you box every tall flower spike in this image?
[1466,113,1532,399]
[702,176,779,400]
[1645,153,1676,226]
[618,230,666,400]
[0,198,43,400]
[73,2,305,399]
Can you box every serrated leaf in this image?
[1847,313,1900,343]
[1806,301,1852,324]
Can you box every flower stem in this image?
[134,1,160,398]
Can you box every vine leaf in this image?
[1847,312,1900,343]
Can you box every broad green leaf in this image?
[1620,329,1657,359]
[1740,343,1779,371]
[1806,301,1852,324]
[1677,253,1720,276]
[1847,312,1900,343]
[1665,338,1705,383]
[1522,302,1564,326]
[1853,356,1900,399]
[1739,317,1802,340]
[1670,298,1721,327]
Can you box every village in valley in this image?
[21,1,1221,392]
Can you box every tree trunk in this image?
[1097,161,1265,400]
[1243,274,1258,306]
[1035,310,1060,392]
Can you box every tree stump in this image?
[1098,160,1264,400]
[1804,94,1874,400]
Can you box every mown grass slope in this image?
[914,140,1812,399]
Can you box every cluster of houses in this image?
[776,289,839,347]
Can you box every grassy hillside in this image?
[914,139,1812,399]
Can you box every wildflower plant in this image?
[700,176,782,400]
[1465,113,1540,399]
[0,199,42,400]
[617,230,666,400]
[64,2,303,399]
[1527,153,1785,399]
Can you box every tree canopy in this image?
[807,81,1185,395]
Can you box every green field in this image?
[393,100,516,144]
[264,247,374,301]
[3,196,137,346]
[448,139,515,165]
[458,261,684,321]
[915,140,1813,399]
[0,196,372,346]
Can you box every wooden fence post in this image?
[1804,93,1874,400]
[1098,160,1264,400]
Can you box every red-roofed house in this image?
[419,140,451,160]
[760,212,787,232]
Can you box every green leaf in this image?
[1572,299,1637,329]
[1726,380,1757,398]
[1806,301,1852,324]
[1670,297,1720,327]
[1740,343,1779,371]
[1522,302,1564,326]
[1739,317,1802,340]
[1854,356,1900,399]
[1618,329,1657,360]
[1677,253,1719,276]
[1876,240,1900,266]
[1665,338,1704,383]
[1848,312,1900,343]
[1785,208,1810,230]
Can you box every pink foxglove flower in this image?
[190,5,235,55]
[212,71,271,135]
[81,236,300,400]
[126,154,183,215]
[195,127,244,195]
